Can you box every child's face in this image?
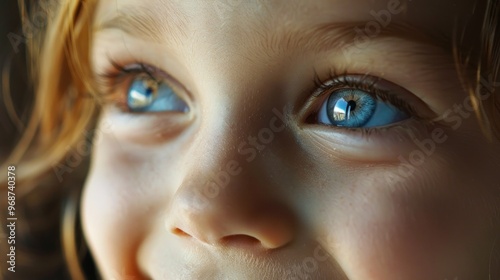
[82,0,500,279]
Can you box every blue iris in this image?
[127,76,189,113]
[318,89,408,128]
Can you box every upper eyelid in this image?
[96,60,170,93]
[311,74,388,102]
[109,60,158,78]
[312,73,383,97]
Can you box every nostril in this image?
[220,234,261,246]
[172,228,191,237]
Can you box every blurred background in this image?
[1,2,98,278]
[0,2,72,279]
[1,1,29,159]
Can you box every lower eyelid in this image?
[298,119,437,162]
[103,106,193,145]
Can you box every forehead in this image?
[93,0,479,44]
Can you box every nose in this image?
[166,172,296,249]
[165,83,295,249]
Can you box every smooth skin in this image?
[82,0,500,279]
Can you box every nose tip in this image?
[168,198,295,250]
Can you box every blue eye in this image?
[127,75,189,113]
[317,89,408,128]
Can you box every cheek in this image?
[81,167,146,278]
[81,137,171,278]
[325,160,486,280]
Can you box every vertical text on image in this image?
[6,165,17,273]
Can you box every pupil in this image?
[346,100,356,119]
[347,100,356,111]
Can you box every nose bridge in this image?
[180,93,289,206]
[187,88,289,185]
[166,95,294,249]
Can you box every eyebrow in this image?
[95,7,451,56]
[95,5,188,44]
[306,21,450,54]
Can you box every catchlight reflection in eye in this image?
[127,75,189,113]
[318,89,408,128]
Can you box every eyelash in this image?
[97,59,159,92]
[310,70,419,120]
